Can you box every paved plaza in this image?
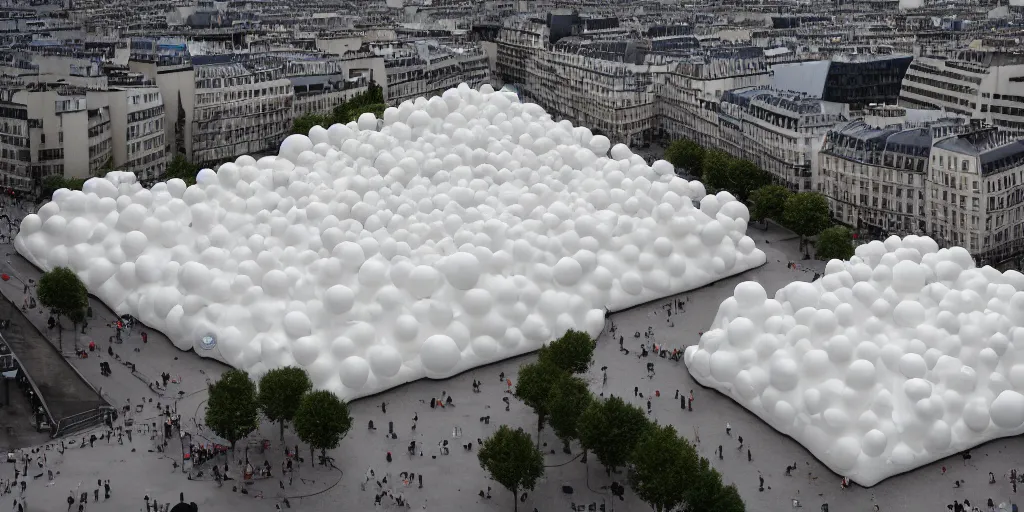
[0,219,1021,512]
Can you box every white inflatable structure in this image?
[686,235,1024,486]
[17,83,766,400]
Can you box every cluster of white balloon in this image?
[687,235,1024,486]
[16,83,765,401]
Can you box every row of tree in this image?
[665,137,855,262]
[291,83,387,136]
[748,185,855,261]
[204,367,352,464]
[664,139,769,202]
[478,330,745,512]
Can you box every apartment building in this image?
[285,52,379,117]
[527,39,663,146]
[495,17,549,90]
[190,55,293,167]
[720,87,849,192]
[656,47,774,149]
[898,50,1024,134]
[7,83,113,183]
[456,45,491,92]
[127,38,194,160]
[0,90,32,191]
[819,116,971,238]
[110,85,166,181]
[927,128,1024,266]
[375,42,491,106]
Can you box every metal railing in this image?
[0,331,55,433]
[52,406,118,438]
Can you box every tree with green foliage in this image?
[546,374,592,453]
[711,484,746,512]
[816,226,855,262]
[40,175,85,200]
[257,366,313,441]
[663,138,705,176]
[331,83,387,124]
[291,113,331,136]
[578,396,651,475]
[40,175,64,200]
[37,266,88,352]
[681,457,746,512]
[748,184,792,225]
[538,329,595,374]
[205,369,260,452]
[628,424,700,512]
[514,361,563,446]
[783,192,832,251]
[728,159,770,202]
[165,154,198,185]
[293,390,352,466]
[701,149,734,192]
[478,425,545,512]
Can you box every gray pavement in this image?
[0,376,51,450]
[0,197,106,451]
[1,215,1020,512]
[0,291,107,420]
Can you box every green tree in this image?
[538,329,595,374]
[293,390,353,466]
[783,192,832,251]
[578,396,651,475]
[257,366,313,442]
[701,149,734,192]
[40,175,84,200]
[628,424,700,512]
[478,425,544,512]
[40,175,65,200]
[331,83,387,124]
[514,361,563,446]
[682,457,746,512]
[728,159,770,202]
[748,184,792,225]
[205,369,260,452]
[36,266,88,352]
[712,484,746,512]
[664,138,705,176]
[546,374,592,453]
[291,113,331,135]
[816,226,855,262]
[165,154,198,185]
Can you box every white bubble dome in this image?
[17,83,765,401]
[685,235,1024,486]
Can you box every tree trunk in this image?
[57,316,63,353]
[279,420,285,442]
[230,440,236,453]
[513,488,519,512]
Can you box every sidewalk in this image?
[0,240,339,511]
[0,268,107,433]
